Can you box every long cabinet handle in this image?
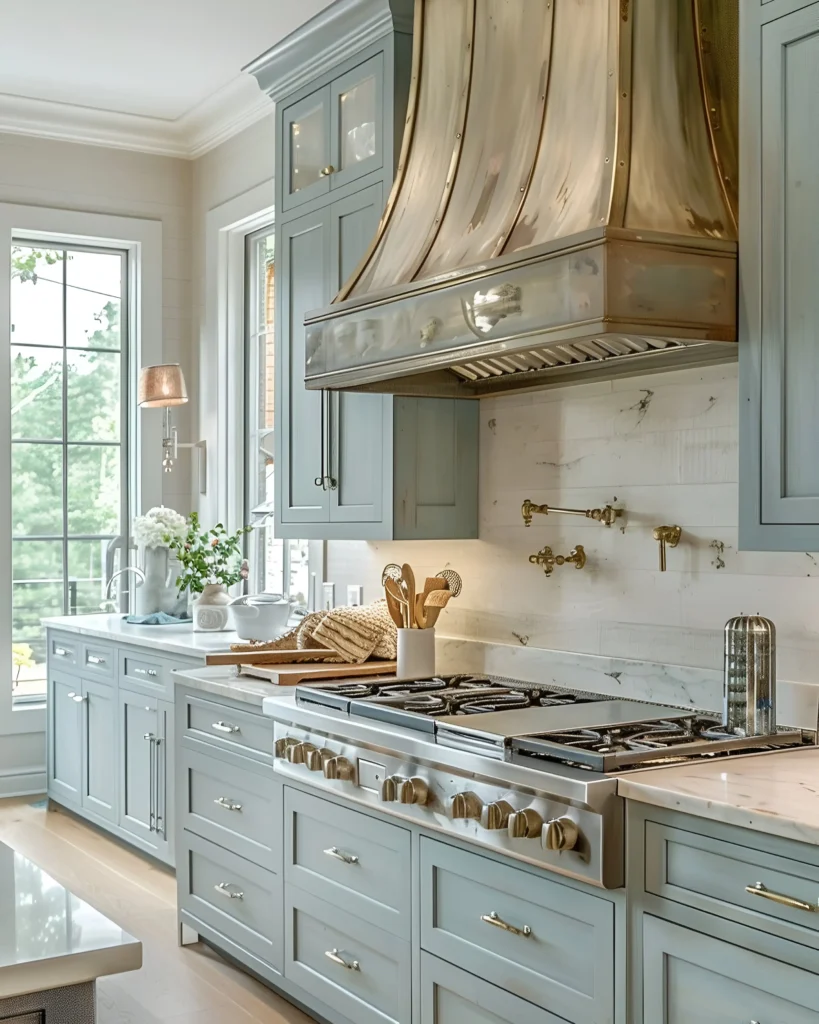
[315,389,327,489]
[214,882,244,900]
[325,948,360,971]
[214,797,243,812]
[133,666,159,678]
[324,846,359,865]
[154,737,164,837]
[745,881,817,913]
[144,732,156,831]
[480,911,532,938]
[325,390,337,491]
[212,721,240,734]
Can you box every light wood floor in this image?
[0,796,317,1023]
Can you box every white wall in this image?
[327,362,819,684]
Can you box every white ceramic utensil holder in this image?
[397,627,435,679]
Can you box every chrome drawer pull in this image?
[324,846,359,865]
[134,667,158,678]
[214,797,243,812]
[214,882,244,900]
[87,654,106,665]
[480,911,532,937]
[67,692,86,703]
[325,948,360,971]
[55,646,70,657]
[212,721,240,734]
[745,881,817,913]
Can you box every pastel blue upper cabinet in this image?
[739,1,819,549]
[248,0,478,541]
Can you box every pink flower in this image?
[211,537,219,546]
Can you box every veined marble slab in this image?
[436,637,819,731]
[42,613,239,658]
[618,747,819,845]
[0,842,141,999]
[173,665,302,707]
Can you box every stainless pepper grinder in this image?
[723,615,776,736]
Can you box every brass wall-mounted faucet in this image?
[528,545,586,577]
[521,499,621,528]
[653,526,682,571]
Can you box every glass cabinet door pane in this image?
[290,102,326,194]
[339,74,377,170]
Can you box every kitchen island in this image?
[0,840,141,1021]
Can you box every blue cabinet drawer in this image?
[49,632,80,669]
[284,787,411,938]
[645,818,819,949]
[81,641,115,680]
[119,650,174,699]
[181,692,273,764]
[284,886,410,1024]
[180,748,280,870]
[178,830,282,972]
[420,838,614,1024]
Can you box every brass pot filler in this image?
[522,499,682,576]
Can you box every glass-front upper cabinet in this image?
[281,53,384,212]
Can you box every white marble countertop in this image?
[173,665,294,707]
[0,842,141,999]
[619,746,819,845]
[42,613,239,659]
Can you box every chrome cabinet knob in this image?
[480,800,514,831]
[275,737,299,758]
[398,777,429,805]
[285,742,316,764]
[306,747,335,772]
[543,817,580,852]
[323,756,354,781]
[508,808,544,839]
[448,792,483,820]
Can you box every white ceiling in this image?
[0,0,334,156]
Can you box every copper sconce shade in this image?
[138,364,189,408]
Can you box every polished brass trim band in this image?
[336,0,425,302]
[403,0,477,282]
[493,0,555,258]
[692,0,739,236]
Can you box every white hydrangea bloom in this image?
[133,506,187,548]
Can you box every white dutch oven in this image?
[229,594,293,641]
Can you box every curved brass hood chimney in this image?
[305,0,738,397]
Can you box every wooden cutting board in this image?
[206,648,337,667]
[238,659,397,686]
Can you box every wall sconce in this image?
[138,363,207,494]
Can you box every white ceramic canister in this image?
[396,627,436,679]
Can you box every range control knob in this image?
[448,792,483,820]
[323,756,354,781]
[398,777,429,805]
[285,741,316,765]
[543,817,580,852]
[305,747,336,772]
[507,808,544,839]
[274,737,299,758]
[380,775,404,802]
[480,800,514,831]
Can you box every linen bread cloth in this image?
[230,599,397,663]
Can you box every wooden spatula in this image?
[416,577,447,628]
[401,563,416,628]
[384,577,408,628]
[424,587,453,628]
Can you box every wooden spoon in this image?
[416,577,447,629]
[384,577,409,629]
[401,563,416,628]
[423,588,453,628]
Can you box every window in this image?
[10,243,128,700]
[244,227,309,602]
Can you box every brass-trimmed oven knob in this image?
[448,792,483,820]
[323,756,354,781]
[397,777,429,806]
[285,741,316,765]
[380,775,404,802]
[507,808,544,839]
[543,817,580,852]
[274,737,299,758]
[306,747,336,772]
[480,800,514,831]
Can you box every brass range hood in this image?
[305,0,738,398]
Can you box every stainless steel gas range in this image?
[265,675,808,890]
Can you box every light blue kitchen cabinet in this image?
[118,689,173,865]
[81,676,117,824]
[739,0,819,549]
[252,0,479,542]
[642,915,819,1022]
[48,671,83,807]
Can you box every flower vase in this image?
[136,546,178,616]
[193,584,232,632]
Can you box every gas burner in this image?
[457,691,535,715]
[536,691,594,708]
[402,694,449,715]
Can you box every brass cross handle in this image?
[528,545,586,577]
[653,525,681,571]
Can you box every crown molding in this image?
[0,73,273,160]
